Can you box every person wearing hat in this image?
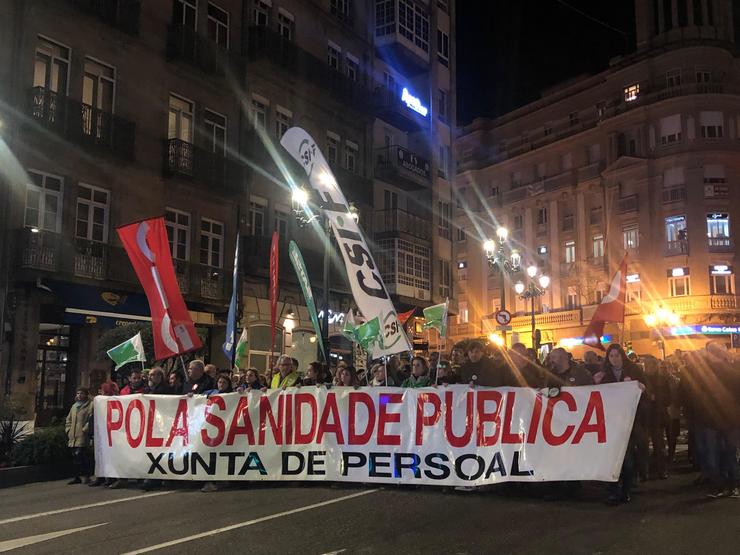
[65,387,93,485]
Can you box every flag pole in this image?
[232,205,241,372]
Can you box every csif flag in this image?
[107,332,146,370]
[583,254,629,351]
[422,300,449,338]
[117,217,201,360]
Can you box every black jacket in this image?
[459,356,514,387]
[183,374,215,395]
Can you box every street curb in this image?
[0,462,75,489]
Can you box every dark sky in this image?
[456,0,636,125]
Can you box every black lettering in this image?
[282,451,305,475]
[317,190,346,213]
[238,452,267,475]
[454,454,485,481]
[342,243,376,270]
[191,452,217,476]
[511,450,535,476]
[485,452,507,478]
[336,228,361,241]
[423,453,451,480]
[342,452,367,476]
[393,453,421,479]
[168,452,189,475]
[307,451,326,476]
[219,452,242,475]
[146,452,166,475]
[357,270,389,299]
[369,452,392,478]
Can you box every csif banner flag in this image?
[222,231,240,362]
[94,383,641,485]
[280,127,412,357]
[117,217,201,360]
[288,240,326,360]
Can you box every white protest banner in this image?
[280,127,412,357]
[94,384,641,486]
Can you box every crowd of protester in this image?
[66,340,740,502]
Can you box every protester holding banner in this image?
[239,368,266,391]
[509,343,549,388]
[147,367,170,394]
[65,387,93,485]
[459,341,512,387]
[184,360,215,395]
[435,360,459,385]
[204,374,234,397]
[271,355,301,388]
[547,348,594,387]
[337,365,360,387]
[369,363,395,386]
[120,369,148,395]
[167,371,184,394]
[401,356,432,388]
[449,346,467,371]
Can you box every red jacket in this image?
[120,382,148,395]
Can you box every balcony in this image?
[331,164,373,205]
[374,87,429,132]
[511,308,582,331]
[74,239,107,280]
[193,265,225,301]
[374,146,431,191]
[374,209,431,242]
[28,87,136,160]
[71,0,140,35]
[246,26,371,111]
[374,23,430,76]
[560,261,575,276]
[164,139,242,193]
[666,240,689,256]
[578,161,604,182]
[173,259,191,294]
[617,194,639,214]
[544,170,575,192]
[166,24,239,76]
[662,186,687,204]
[588,255,605,267]
[708,236,732,252]
[18,229,59,272]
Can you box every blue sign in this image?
[401,87,428,117]
[668,324,740,336]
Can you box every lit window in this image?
[710,266,735,295]
[706,213,730,248]
[623,224,639,250]
[592,234,604,258]
[25,170,63,233]
[668,268,690,297]
[564,240,576,264]
[624,83,640,102]
[665,215,687,254]
[457,301,468,324]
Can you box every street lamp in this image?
[483,227,520,345]
[643,306,680,359]
[514,264,550,351]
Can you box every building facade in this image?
[0,0,455,422]
[453,0,738,359]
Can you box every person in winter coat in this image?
[369,363,396,386]
[184,360,215,394]
[547,348,594,387]
[401,356,432,388]
[238,368,266,391]
[66,387,93,484]
[120,369,148,395]
[204,374,234,396]
[147,367,171,394]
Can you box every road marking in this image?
[321,550,347,554]
[0,522,108,552]
[124,489,379,554]
[0,492,173,525]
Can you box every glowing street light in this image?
[483,239,496,255]
[291,187,309,207]
[643,307,681,359]
[496,227,509,242]
[514,281,525,295]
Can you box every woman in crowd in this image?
[239,368,266,391]
[204,373,234,397]
[337,365,360,387]
[302,361,326,386]
[595,343,648,505]
[369,363,395,386]
[435,360,459,384]
[401,356,432,388]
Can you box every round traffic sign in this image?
[495,309,512,326]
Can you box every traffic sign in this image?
[495,309,512,326]
[496,325,513,331]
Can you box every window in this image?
[511,171,522,187]
[251,95,268,129]
[457,301,468,324]
[455,187,465,208]
[375,0,395,36]
[537,207,548,225]
[666,69,681,88]
[25,170,63,233]
[345,54,358,81]
[565,286,579,309]
[399,0,430,52]
[707,213,730,247]
[592,234,604,258]
[659,114,682,145]
[274,209,289,240]
[491,185,500,197]
[590,207,603,225]
[76,184,109,242]
[200,218,224,268]
[700,111,723,138]
[328,42,341,71]
[82,58,115,138]
[204,109,226,154]
[623,224,639,250]
[254,0,271,26]
[165,208,191,260]
[326,132,339,165]
[275,106,292,138]
[277,9,293,40]
[438,145,449,178]
[456,261,466,282]
[330,0,351,21]
[668,268,690,297]
[438,201,451,239]
[174,0,197,29]
[439,259,451,297]
[596,101,607,118]
[249,197,266,237]
[457,227,466,242]
[562,213,574,231]
[34,37,69,95]
[207,3,229,48]
[561,152,572,171]
[704,165,728,199]
[569,111,579,126]
[624,83,640,102]
[544,125,552,136]
[438,89,448,121]
[665,215,688,254]
[588,143,601,164]
[564,240,576,264]
[627,278,641,303]
[695,69,711,83]
[513,214,523,230]
[345,140,358,173]
[437,29,449,66]
[168,94,193,142]
[710,267,735,295]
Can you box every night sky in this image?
[456,0,637,125]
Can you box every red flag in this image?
[269,231,279,356]
[117,217,202,360]
[583,253,629,351]
[398,308,416,325]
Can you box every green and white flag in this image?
[107,332,146,370]
[289,240,327,361]
[234,328,249,369]
[422,300,449,338]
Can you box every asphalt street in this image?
[1,468,738,554]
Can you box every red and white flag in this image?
[269,231,279,356]
[117,217,201,360]
[583,254,629,351]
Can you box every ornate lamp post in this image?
[483,227,521,344]
[514,264,550,351]
[643,307,680,359]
